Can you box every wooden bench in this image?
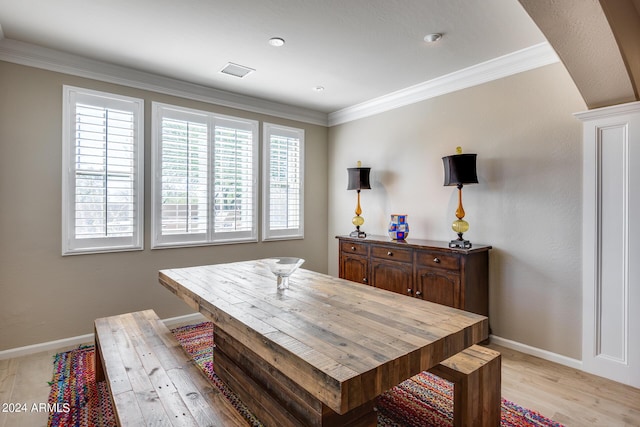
[94,309,249,426]
[428,344,501,427]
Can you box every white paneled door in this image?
[577,102,640,388]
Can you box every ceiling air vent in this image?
[219,62,255,78]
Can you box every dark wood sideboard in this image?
[337,235,492,317]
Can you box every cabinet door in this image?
[340,253,369,285]
[371,260,413,296]
[415,267,461,308]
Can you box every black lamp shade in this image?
[347,167,371,190]
[442,154,478,186]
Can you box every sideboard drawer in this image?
[416,250,460,271]
[371,245,413,263]
[341,241,368,256]
[337,235,491,317]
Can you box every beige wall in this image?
[0,61,329,350]
[328,63,586,359]
[0,58,589,359]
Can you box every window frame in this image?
[262,122,305,241]
[61,86,144,255]
[151,102,259,249]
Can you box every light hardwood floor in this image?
[0,344,82,427]
[1,342,638,426]
[487,343,640,426]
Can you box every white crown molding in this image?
[0,38,329,126]
[328,42,560,126]
[0,37,560,128]
[0,312,206,360]
[574,100,640,121]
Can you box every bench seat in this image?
[94,309,249,426]
[429,344,501,427]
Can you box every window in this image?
[62,86,144,255]
[263,123,304,241]
[151,103,258,248]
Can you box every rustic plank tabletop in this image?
[159,260,489,425]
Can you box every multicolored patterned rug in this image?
[47,322,564,427]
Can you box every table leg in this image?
[213,328,376,427]
[94,325,105,383]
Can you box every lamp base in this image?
[350,229,367,238]
[449,239,472,249]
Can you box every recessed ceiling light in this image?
[268,37,285,47]
[312,86,325,92]
[424,33,443,43]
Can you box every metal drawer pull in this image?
[351,246,356,251]
[407,288,413,294]
[387,251,393,256]
[415,290,422,297]
[363,278,368,283]
[433,257,441,263]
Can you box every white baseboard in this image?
[0,332,97,361]
[490,334,583,370]
[1,316,582,372]
[162,312,207,328]
[0,312,207,360]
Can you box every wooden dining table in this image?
[158,260,490,427]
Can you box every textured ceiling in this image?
[519,0,639,109]
[0,0,547,113]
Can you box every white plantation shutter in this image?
[263,123,304,240]
[152,104,258,248]
[154,109,209,246]
[62,86,144,255]
[214,122,256,238]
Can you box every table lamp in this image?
[442,147,478,248]
[347,161,371,238]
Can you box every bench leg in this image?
[431,353,501,427]
[94,325,105,383]
[453,356,501,427]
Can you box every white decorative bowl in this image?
[262,257,305,290]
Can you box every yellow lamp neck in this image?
[455,184,465,220]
